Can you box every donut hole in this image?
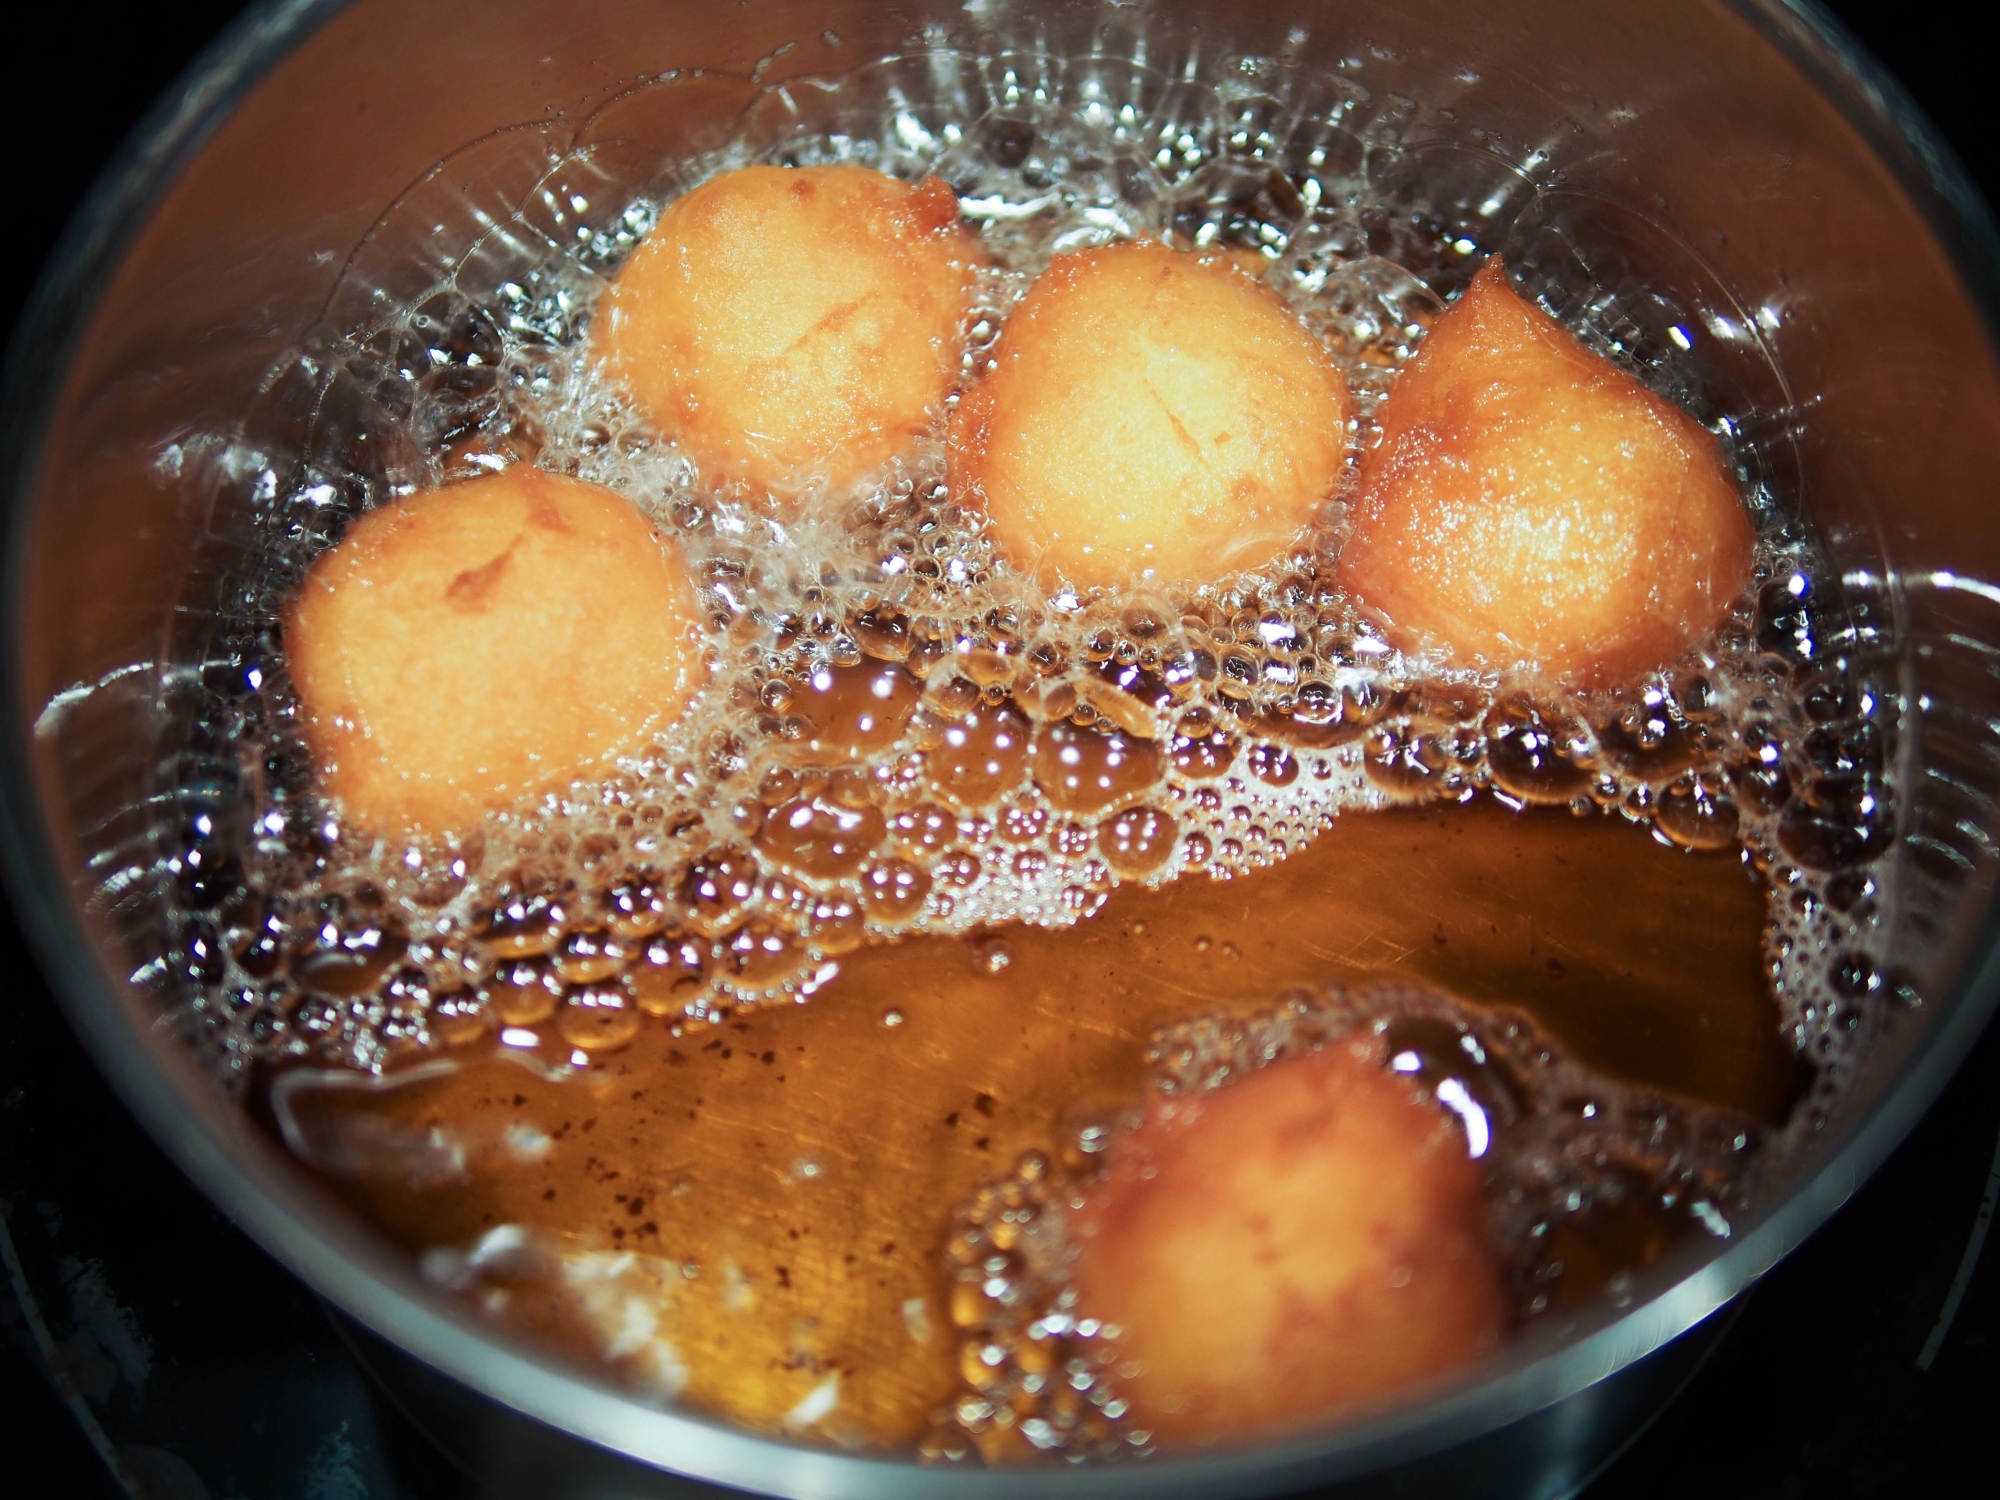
[952,242,1349,593]
[1069,1042,1505,1445]
[596,164,978,496]
[1337,259,1753,688]
[286,468,707,837]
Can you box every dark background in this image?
[2,2,1994,1497]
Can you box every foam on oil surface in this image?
[145,43,1898,1151]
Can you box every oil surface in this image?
[293,801,1781,1445]
[126,35,1904,1458]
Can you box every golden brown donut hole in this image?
[1337,259,1754,688]
[596,164,978,496]
[951,241,1349,593]
[1068,1042,1506,1446]
[285,468,706,839]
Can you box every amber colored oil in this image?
[308,798,1785,1446]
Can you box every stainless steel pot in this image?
[6,2,2000,1496]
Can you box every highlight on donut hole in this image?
[111,20,1933,1464]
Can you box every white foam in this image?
[150,40,1893,1146]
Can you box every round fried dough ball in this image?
[1337,259,1752,687]
[951,242,1348,592]
[595,164,977,494]
[1068,1042,1504,1446]
[286,468,706,838]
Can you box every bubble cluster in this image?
[143,42,1897,1114]
[926,983,1757,1464]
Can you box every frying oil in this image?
[142,39,1898,1453]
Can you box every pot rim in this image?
[4,2,1998,1494]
